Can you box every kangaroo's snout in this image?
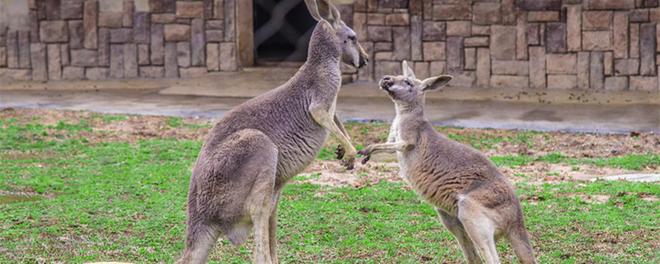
[380,76,394,90]
[357,56,368,68]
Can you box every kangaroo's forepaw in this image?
[335,144,345,160]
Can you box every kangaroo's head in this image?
[380,61,453,111]
[304,0,368,68]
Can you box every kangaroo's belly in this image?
[274,128,329,184]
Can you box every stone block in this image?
[411,16,423,61]
[630,9,650,22]
[204,0,213,18]
[61,0,84,19]
[98,12,123,28]
[629,76,658,91]
[45,0,61,20]
[98,28,110,66]
[412,61,429,79]
[614,59,639,75]
[527,11,560,22]
[109,28,133,43]
[492,60,529,75]
[527,24,540,45]
[139,66,165,78]
[476,48,490,88]
[134,12,150,44]
[47,44,62,80]
[392,27,410,60]
[630,23,639,58]
[206,43,219,71]
[150,0,175,13]
[368,26,392,42]
[585,0,635,10]
[135,0,150,12]
[613,12,629,58]
[448,71,476,88]
[529,46,546,89]
[577,52,590,89]
[110,44,124,78]
[491,75,529,89]
[433,4,471,21]
[164,24,190,41]
[180,67,208,78]
[40,21,68,43]
[176,1,204,18]
[124,44,138,78]
[374,61,399,79]
[71,49,97,67]
[567,5,581,51]
[490,26,516,60]
[213,0,224,19]
[547,54,577,74]
[582,31,612,51]
[604,52,613,75]
[423,21,446,41]
[374,42,392,51]
[639,23,656,75]
[62,66,85,80]
[590,51,604,89]
[446,21,471,37]
[165,42,178,77]
[30,44,47,81]
[464,37,489,47]
[68,21,84,49]
[86,67,109,80]
[18,32,31,69]
[583,11,612,30]
[423,41,446,61]
[191,19,205,66]
[177,42,191,67]
[0,69,31,81]
[472,2,500,25]
[138,44,150,65]
[516,16,528,60]
[548,75,577,89]
[0,47,6,67]
[206,30,223,42]
[151,24,165,65]
[446,37,463,74]
[545,23,566,53]
[152,14,176,23]
[501,0,516,24]
[517,0,562,11]
[30,11,40,42]
[7,31,19,69]
[375,52,393,60]
[386,13,409,25]
[61,44,69,66]
[83,0,98,49]
[604,77,628,90]
[472,25,490,35]
[429,61,446,75]
[220,42,237,71]
[123,0,134,27]
[224,0,235,41]
[206,20,224,30]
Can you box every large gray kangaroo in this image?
[360,61,536,264]
[176,1,368,263]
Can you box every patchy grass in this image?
[0,109,659,263]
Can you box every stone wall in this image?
[1,0,660,93]
[0,0,236,81]
[352,0,660,92]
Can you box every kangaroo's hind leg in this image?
[177,185,222,264]
[437,210,481,264]
[457,196,500,264]
[240,132,279,264]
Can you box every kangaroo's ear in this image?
[305,0,339,26]
[402,60,416,80]
[421,75,453,92]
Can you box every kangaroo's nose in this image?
[380,77,394,90]
[358,56,368,68]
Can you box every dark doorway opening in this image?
[253,0,317,64]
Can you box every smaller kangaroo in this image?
[359,61,536,264]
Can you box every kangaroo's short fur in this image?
[176,1,368,263]
[360,61,536,264]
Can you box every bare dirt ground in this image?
[2,108,658,187]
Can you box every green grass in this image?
[1,118,658,263]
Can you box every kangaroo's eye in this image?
[348,35,356,42]
[404,80,413,86]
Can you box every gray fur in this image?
[360,61,536,264]
[176,1,368,263]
